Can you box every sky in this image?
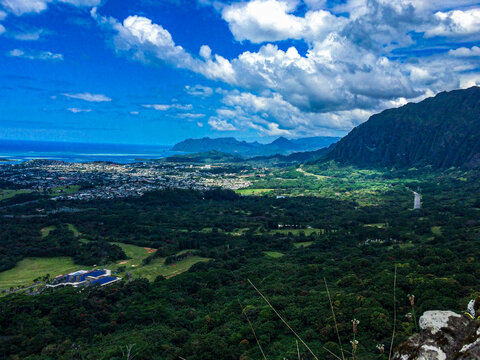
[0,0,480,145]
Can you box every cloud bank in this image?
[94,1,480,136]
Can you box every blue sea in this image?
[0,140,181,164]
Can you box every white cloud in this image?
[1,0,50,16]
[63,92,111,102]
[185,85,213,97]
[7,48,63,60]
[13,29,44,41]
[213,90,373,136]
[98,2,480,137]
[143,103,192,111]
[0,10,6,20]
[67,108,92,113]
[208,118,237,131]
[449,46,480,57]
[426,8,480,38]
[221,0,344,43]
[0,24,5,35]
[176,113,206,119]
[1,0,100,16]
[58,0,100,5]
[197,121,204,127]
[130,111,139,115]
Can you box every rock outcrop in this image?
[393,310,480,360]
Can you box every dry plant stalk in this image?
[238,298,268,360]
[324,277,346,360]
[247,279,320,360]
[388,265,398,360]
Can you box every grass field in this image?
[0,242,210,289]
[41,226,56,238]
[0,257,78,289]
[0,189,32,201]
[67,223,81,237]
[431,226,443,236]
[236,188,274,196]
[293,241,313,248]
[110,243,210,281]
[264,251,284,258]
[50,185,80,195]
[270,228,324,236]
[132,256,210,280]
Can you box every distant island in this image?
[172,136,340,157]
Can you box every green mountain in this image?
[172,136,340,156]
[326,87,480,168]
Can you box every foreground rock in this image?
[393,310,480,360]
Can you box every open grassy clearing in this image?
[270,228,325,236]
[0,242,209,289]
[0,257,78,289]
[50,185,80,195]
[264,251,284,258]
[293,241,313,248]
[109,243,210,281]
[431,226,443,236]
[67,223,81,237]
[235,188,274,196]
[131,256,210,280]
[0,189,32,201]
[41,225,56,238]
[364,223,387,228]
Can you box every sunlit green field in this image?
[109,243,210,281]
[0,241,210,290]
[293,241,313,248]
[41,225,56,238]
[0,257,78,289]
[264,251,284,258]
[0,189,32,201]
[235,188,274,195]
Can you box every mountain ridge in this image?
[324,86,480,168]
[172,136,340,157]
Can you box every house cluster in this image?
[46,269,121,288]
[0,160,251,201]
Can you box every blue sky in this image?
[0,0,480,145]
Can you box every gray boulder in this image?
[393,310,480,360]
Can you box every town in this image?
[0,159,252,201]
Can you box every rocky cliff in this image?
[393,310,480,359]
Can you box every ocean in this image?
[0,140,181,164]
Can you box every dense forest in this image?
[1,164,480,359]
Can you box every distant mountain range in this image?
[171,136,340,157]
[325,86,480,168]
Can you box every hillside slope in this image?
[326,87,480,168]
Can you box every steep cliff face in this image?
[326,87,480,168]
[393,310,480,360]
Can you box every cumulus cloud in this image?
[1,0,101,16]
[13,29,44,41]
[210,90,374,136]
[63,92,111,102]
[143,103,192,111]
[426,8,480,38]
[208,117,237,131]
[222,0,345,43]
[96,1,480,136]
[176,113,206,119]
[185,85,213,97]
[67,107,92,113]
[449,46,480,57]
[7,48,63,60]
